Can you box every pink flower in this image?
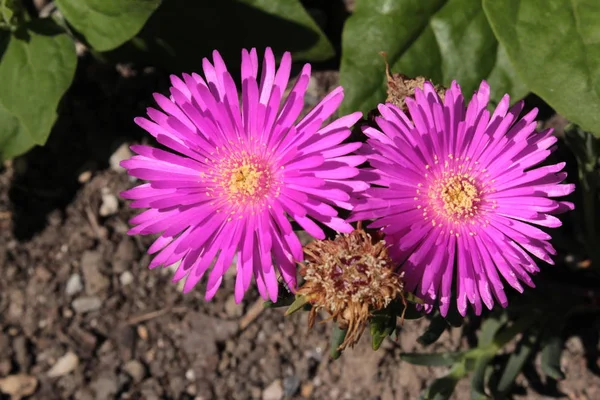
[121,48,365,302]
[352,81,574,316]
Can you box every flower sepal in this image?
[370,296,425,351]
[283,294,310,315]
[329,324,348,360]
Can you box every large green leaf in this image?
[55,0,160,51]
[484,0,600,135]
[339,0,527,114]
[105,0,334,72]
[0,20,77,161]
[241,0,334,61]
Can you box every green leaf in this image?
[330,324,347,360]
[405,291,425,305]
[478,313,508,347]
[540,335,565,381]
[284,295,309,316]
[0,20,77,161]
[105,0,334,72]
[492,316,536,349]
[0,0,13,28]
[443,304,465,328]
[240,0,334,61]
[339,0,527,115]
[565,126,600,178]
[403,302,426,320]
[263,293,295,309]
[470,354,493,400]
[370,313,397,350]
[483,0,600,135]
[55,0,160,51]
[420,361,468,400]
[564,126,600,263]
[418,314,449,346]
[494,330,538,396]
[539,319,566,381]
[401,351,465,366]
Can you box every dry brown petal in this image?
[297,227,405,350]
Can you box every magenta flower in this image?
[352,80,574,316]
[121,48,365,302]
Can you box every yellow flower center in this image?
[228,163,263,196]
[201,151,281,211]
[440,176,480,218]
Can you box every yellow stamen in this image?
[228,163,263,196]
[440,176,480,218]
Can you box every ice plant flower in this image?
[352,80,575,316]
[297,227,405,350]
[120,48,365,302]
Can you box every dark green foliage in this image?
[0,0,333,160]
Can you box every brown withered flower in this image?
[380,52,445,114]
[297,227,405,350]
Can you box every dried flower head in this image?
[297,228,404,350]
[380,52,445,114]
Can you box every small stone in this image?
[565,336,584,353]
[90,373,118,399]
[0,374,38,400]
[80,251,109,295]
[161,260,180,276]
[109,143,133,172]
[186,384,197,396]
[78,170,92,183]
[250,386,262,399]
[47,351,79,378]
[65,274,83,296]
[224,295,243,318]
[262,379,283,400]
[68,326,97,357]
[123,360,146,383]
[304,76,320,107]
[112,239,138,273]
[75,42,87,56]
[74,387,94,400]
[34,267,52,282]
[0,359,11,376]
[119,271,134,286]
[139,379,163,400]
[72,296,102,313]
[12,336,31,371]
[7,290,25,321]
[99,193,119,217]
[137,325,149,341]
[217,354,230,373]
[185,369,196,381]
[283,375,301,397]
[169,376,186,397]
[300,383,314,398]
[329,388,340,399]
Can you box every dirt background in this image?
[1,2,600,398]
